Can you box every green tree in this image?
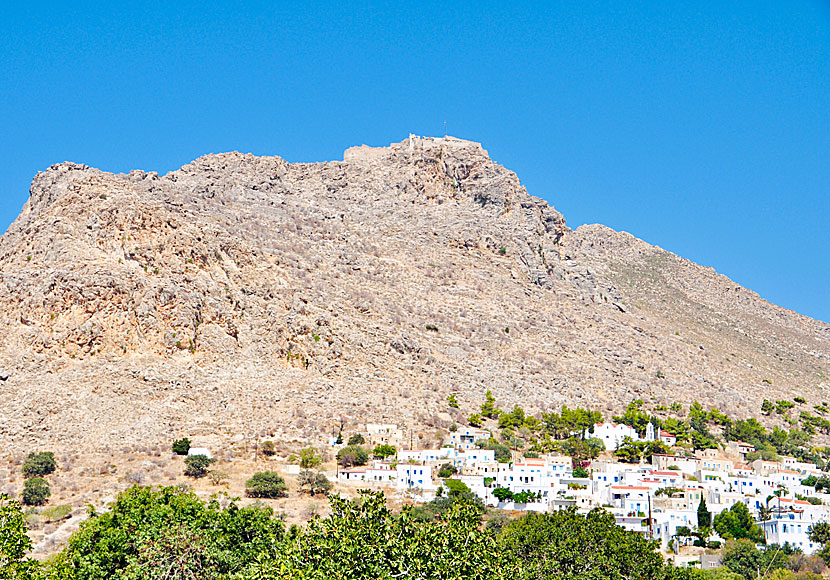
[297,470,333,496]
[372,444,397,459]
[63,485,284,579]
[260,441,276,456]
[258,490,506,579]
[480,390,502,419]
[447,394,459,408]
[612,400,652,437]
[21,451,56,478]
[492,487,513,502]
[246,471,288,498]
[499,508,685,580]
[697,496,712,529]
[437,463,458,478]
[808,521,830,565]
[299,447,323,469]
[171,438,191,455]
[713,502,764,543]
[0,494,39,579]
[183,454,215,478]
[347,433,365,446]
[468,413,483,427]
[336,445,368,467]
[22,478,50,506]
[761,399,775,415]
[476,437,512,463]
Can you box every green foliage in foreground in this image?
[62,486,285,580]
[7,487,717,580]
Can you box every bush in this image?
[22,478,50,506]
[476,438,512,463]
[41,504,72,522]
[336,445,368,467]
[260,441,276,456]
[437,463,458,478]
[299,447,322,469]
[208,471,229,486]
[372,444,397,459]
[22,451,56,478]
[245,471,288,498]
[297,470,333,496]
[347,434,365,446]
[184,454,215,478]
[172,438,191,455]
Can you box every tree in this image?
[499,508,686,580]
[437,463,458,478]
[720,539,791,580]
[476,437,512,463]
[0,494,38,578]
[762,399,775,415]
[572,466,589,478]
[297,470,333,496]
[246,471,288,498]
[614,437,668,463]
[171,438,191,455]
[468,413,483,427]
[612,400,652,437]
[713,502,764,543]
[183,454,215,478]
[259,490,505,579]
[808,521,830,565]
[347,433,365,446]
[372,444,397,459]
[480,390,502,419]
[299,447,323,469]
[336,445,368,467]
[447,394,459,408]
[260,440,276,456]
[697,496,712,530]
[492,487,513,502]
[22,451,56,478]
[22,478,50,506]
[63,485,284,579]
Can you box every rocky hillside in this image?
[1,135,827,453]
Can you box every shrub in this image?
[372,444,397,459]
[41,504,72,522]
[437,463,458,478]
[336,445,368,467]
[260,441,276,456]
[347,434,365,446]
[22,452,56,478]
[183,455,215,478]
[245,471,288,498]
[22,478,50,506]
[447,394,459,408]
[299,447,322,469]
[297,470,333,496]
[172,438,191,455]
[208,471,229,486]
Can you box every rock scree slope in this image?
[0,135,828,452]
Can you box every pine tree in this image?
[697,496,712,529]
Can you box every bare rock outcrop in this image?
[0,136,827,453]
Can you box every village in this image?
[330,421,830,568]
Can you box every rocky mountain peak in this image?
[0,136,827,452]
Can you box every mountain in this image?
[1,135,828,452]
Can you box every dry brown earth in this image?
[0,135,827,456]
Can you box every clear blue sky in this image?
[2,2,828,322]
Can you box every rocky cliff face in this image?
[1,136,827,452]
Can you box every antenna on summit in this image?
[444,120,447,137]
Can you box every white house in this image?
[447,427,491,451]
[588,423,639,451]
